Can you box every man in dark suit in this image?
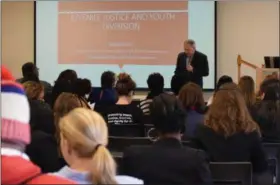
[122,93,211,185]
[175,40,209,88]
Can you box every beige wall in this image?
[1,1,34,78]
[1,1,279,87]
[217,1,280,82]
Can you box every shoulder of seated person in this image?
[181,147,209,161]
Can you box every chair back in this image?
[210,162,252,185]
[108,136,152,152]
[109,124,145,137]
[263,142,280,184]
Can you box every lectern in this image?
[237,55,280,91]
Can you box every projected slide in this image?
[36,1,215,89]
[58,1,188,67]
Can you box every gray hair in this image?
[184,39,195,46]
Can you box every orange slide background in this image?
[58,1,188,67]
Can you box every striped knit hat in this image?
[1,66,30,145]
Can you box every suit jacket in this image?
[175,51,209,87]
[122,138,211,185]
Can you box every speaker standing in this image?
[175,39,209,88]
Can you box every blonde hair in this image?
[238,76,256,107]
[23,81,44,100]
[59,108,117,184]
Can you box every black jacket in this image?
[29,99,55,136]
[26,130,62,173]
[175,51,209,87]
[194,125,267,173]
[254,101,280,142]
[122,138,211,185]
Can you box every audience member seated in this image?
[27,92,91,172]
[72,78,92,100]
[170,74,187,96]
[23,82,58,173]
[23,81,55,135]
[194,83,268,176]
[238,76,257,118]
[140,73,164,115]
[51,69,77,108]
[72,78,93,108]
[1,66,75,184]
[91,71,117,106]
[53,108,143,184]
[178,82,206,139]
[54,92,91,140]
[96,73,143,127]
[17,62,52,93]
[123,93,211,185]
[254,78,280,142]
[207,75,233,106]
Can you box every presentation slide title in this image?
[69,12,177,31]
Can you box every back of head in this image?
[178,82,205,110]
[56,69,77,84]
[72,78,92,98]
[59,108,117,184]
[147,73,164,93]
[238,76,256,107]
[22,62,38,79]
[1,66,31,147]
[115,73,136,96]
[150,93,186,134]
[171,74,186,95]
[216,75,233,91]
[260,78,280,101]
[101,71,116,89]
[54,92,90,136]
[23,81,44,100]
[206,83,259,137]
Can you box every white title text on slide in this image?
[69,12,177,31]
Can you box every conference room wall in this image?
[217,1,280,83]
[1,1,34,78]
[1,1,279,87]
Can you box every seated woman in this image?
[207,75,233,106]
[23,81,59,172]
[194,83,267,175]
[54,108,143,184]
[254,78,280,142]
[96,73,144,136]
[54,92,91,139]
[140,73,164,115]
[178,82,205,139]
[23,81,55,135]
[26,91,91,173]
[51,69,77,108]
[170,74,187,96]
[72,78,93,108]
[123,93,211,185]
[238,76,257,118]
[91,71,117,106]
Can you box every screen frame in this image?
[34,1,217,92]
